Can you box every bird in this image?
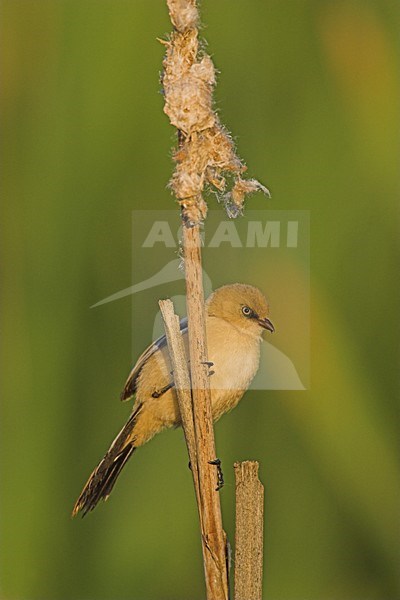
[72,283,274,517]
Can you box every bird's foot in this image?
[208,458,224,491]
[152,382,174,398]
[201,361,215,377]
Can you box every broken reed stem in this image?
[234,461,264,600]
[158,299,200,505]
[160,234,229,600]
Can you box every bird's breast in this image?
[206,318,261,419]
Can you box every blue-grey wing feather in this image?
[120,317,188,400]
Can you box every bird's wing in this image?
[120,317,188,401]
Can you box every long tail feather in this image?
[72,409,140,517]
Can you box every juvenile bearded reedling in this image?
[72,283,274,517]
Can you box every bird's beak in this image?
[258,317,275,333]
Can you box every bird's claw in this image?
[201,361,215,377]
[208,458,224,491]
[152,382,174,398]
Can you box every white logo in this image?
[142,220,299,248]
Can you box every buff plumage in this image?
[72,283,274,516]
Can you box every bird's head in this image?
[206,283,275,338]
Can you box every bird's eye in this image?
[242,306,253,317]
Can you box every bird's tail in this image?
[72,408,141,517]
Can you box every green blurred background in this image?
[1,1,399,599]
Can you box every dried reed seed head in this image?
[167,0,199,32]
[179,195,208,227]
[162,31,215,135]
[203,127,243,172]
[163,79,215,134]
[174,129,243,176]
[223,178,271,218]
[231,178,271,204]
[162,29,199,79]
[163,3,269,225]
[190,55,216,86]
[205,167,225,191]
[170,168,205,199]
